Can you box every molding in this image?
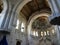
[0,28,10,34]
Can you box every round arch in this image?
[27,13,50,35]
[15,0,32,16]
[10,0,32,26]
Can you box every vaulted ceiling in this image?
[20,0,51,20]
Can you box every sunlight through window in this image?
[52,29,54,34]
[36,31,38,36]
[47,31,49,35]
[41,31,43,36]
[33,31,35,36]
[16,19,19,29]
[44,31,46,36]
[21,23,25,32]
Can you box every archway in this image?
[27,12,58,45]
[13,0,60,45]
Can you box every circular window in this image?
[0,0,3,13]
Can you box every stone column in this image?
[26,22,30,45]
[3,4,12,29]
[8,6,18,31]
[57,26,60,45]
[54,26,60,45]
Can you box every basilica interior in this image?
[0,0,60,45]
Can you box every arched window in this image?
[47,31,49,35]
[16,19,19,29]
[21,22,25,32]
[44,31,46,36]
[33,31,36,36]
[31,30,38,36]
[41,31,43,36]
[36,31,38,36]
[52,29,54,34]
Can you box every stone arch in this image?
[27,12,50,35]
[9,0,32,28]
[0,0,13,29]
[11,0,32,18]
[16,0,32,15]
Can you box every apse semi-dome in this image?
[32,16,52,30]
